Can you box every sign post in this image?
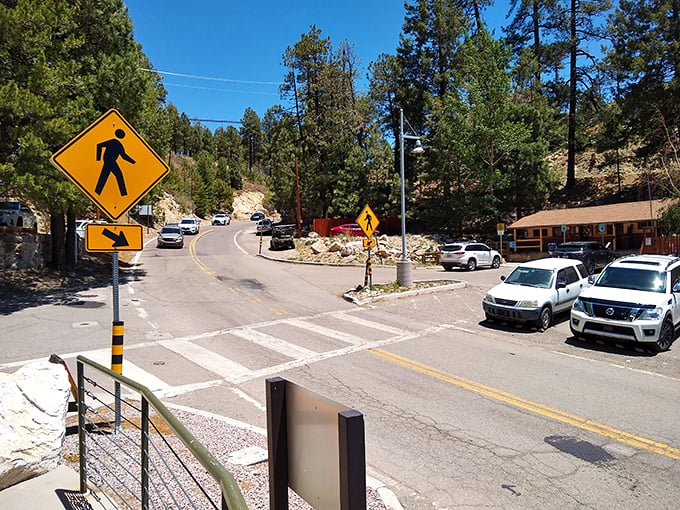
[561,224,567,244]
[356,205,380,290]
[496,223,505,257]
[51,109,169,431]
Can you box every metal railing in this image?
[76,355,249,510]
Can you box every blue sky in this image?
[125,1,510,129]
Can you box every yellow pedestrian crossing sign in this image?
[356,204,379,238]
[51,109,169,220]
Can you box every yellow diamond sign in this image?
[356,204,379,238]
[51,109,169,220]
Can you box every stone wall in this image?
[0,230,51,270]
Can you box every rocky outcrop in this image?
[0,231,50,270]
[0,360,71,490]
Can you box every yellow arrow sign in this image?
[85,223,143,252]
[356,204,379,238]
[363,238,376,250]
[51,109,169,220]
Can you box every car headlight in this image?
[572,298,585,313]
[517,300,539,308]
[639,307,663,320]
[484,293,495,303]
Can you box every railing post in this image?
[77,360,87,494]
[141,397,150,510]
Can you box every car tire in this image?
[535,306,552,331]
[466,258,477,271]
[491,256,501,269]
[653,317,675,352]
[442,264,453,271]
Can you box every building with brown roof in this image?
[507,198,676,254]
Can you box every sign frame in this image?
[51,109,169,220]
[85,223,144,253]
[356,204,379,238]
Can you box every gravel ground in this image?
[61,404,390,509]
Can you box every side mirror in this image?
[500,275,506,281]
[588,275,596,284]
[556,279,566,289]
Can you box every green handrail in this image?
[77,355,249,510]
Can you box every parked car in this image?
[440,241,501,271]
[157,225,184,248]
[75,219,92,239]
[256,218,273,235]
[179,217,200,235]
[552,241,615,274]
[329,223,377,237]
[211,213,231,226]
[483,257,590,330]
[250,212,265,221]
[270,224,296,250]
[571,254,680,352]
[0,201,37,230]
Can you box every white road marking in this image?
[158,338,252,383]
[285,317,366,345]
[229,327,318,358]
[334,312,406,335]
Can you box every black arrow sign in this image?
[102,228,129,248]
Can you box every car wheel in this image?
[653,317,675,352]
[442,264,453,271]
[535,306,552,331]
[466,258,477,271]
[491,256,501,269]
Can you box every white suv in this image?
[483,257,589,330]
[440,241,501,271]
[179,217,200,235]
[0,201,37,230]
[570,254,680,352]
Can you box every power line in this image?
[164,82,279,96]
[141,68,280,86]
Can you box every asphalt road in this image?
[3,220,680,509]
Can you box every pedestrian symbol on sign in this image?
[95,129,136,196]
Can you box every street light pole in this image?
[397,108,424,288]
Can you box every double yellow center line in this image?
[369,348,680,460]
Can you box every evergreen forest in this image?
[1,0,679,269]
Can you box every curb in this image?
[342,281,467,305]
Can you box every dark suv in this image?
[270,224,296,250]
[552,241,615,274]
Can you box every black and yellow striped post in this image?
[364,250,373,290]
[111,320,124,374]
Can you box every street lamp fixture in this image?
[398,107,424,287]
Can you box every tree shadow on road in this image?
[0,255,146,315]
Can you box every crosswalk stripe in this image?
[334,312,406,335]
[284,318,366,345]
[229,328,318,358]
[158,339,251,383]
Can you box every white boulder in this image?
[0,360,71,490]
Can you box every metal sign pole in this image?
[112,252,122,432]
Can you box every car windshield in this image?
[161,227,180,234]
[180,219,193,224]
[595,267,666,293]
[0,201,19,210]
[504,267,554,288]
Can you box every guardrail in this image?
[76,355,248,510]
